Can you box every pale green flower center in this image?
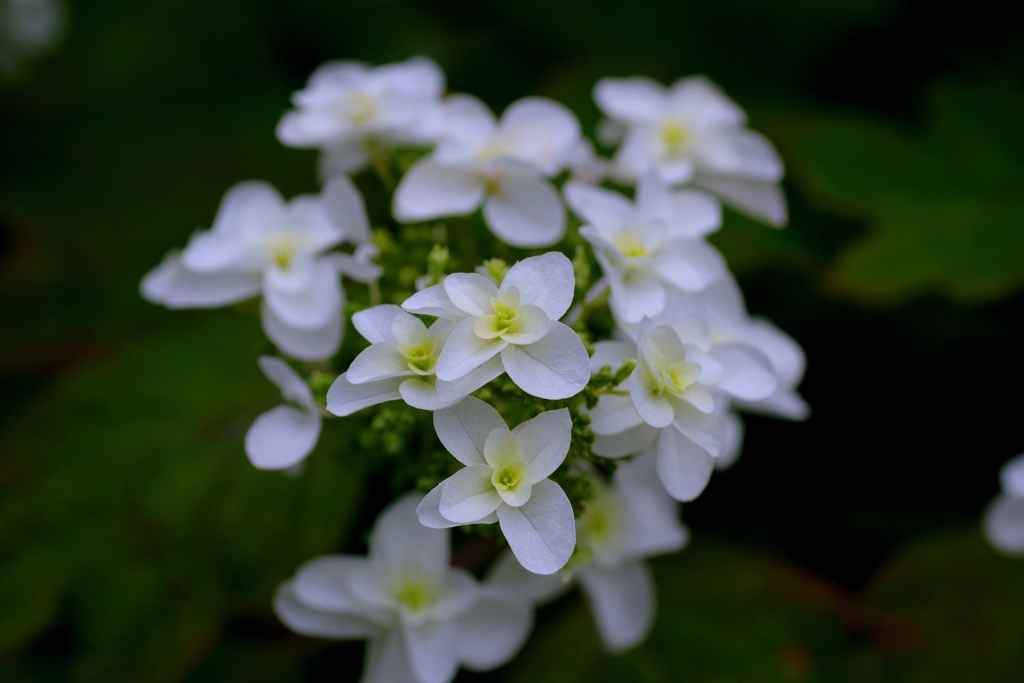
[661,120,691,151]
[395,580,433,614]
[491,462,528,491]
[398,338,437,375]
[613,229,648,258]
[347,92,377,124]
[658,361,699,394]
[474,297,520,339]
[267,234,300,271]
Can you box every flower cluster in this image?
[142,56,808,679]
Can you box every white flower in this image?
[244,356,322,470]
[140,175,378,361]
[564,174,724,323]
[277,57,445,176]
[985,453,1024,557]
[326,305,497,415]
[485,454,687,652]
[0,0,65,74]
[402,252,589,401]
[393,95,581,247]
[274,495,533,683]
[594,75,787,226]
[417,397,577,575]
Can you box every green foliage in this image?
[781,81,1024,304]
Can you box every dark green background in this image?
[2,0,1024,680]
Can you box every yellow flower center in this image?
[491,462,527,491]
[398,338,437,375]
[658,361,700,394]
[347,92,377,124]
[395,581,432,614]
[613,229,648,258]
[474,297,520,339]
[661,120,691,150]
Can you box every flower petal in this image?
[443,272,498,317]
[439,465,503,523]
[984,494,1024,556]
[362,629,419,683]
[594,77,665,125]
[393,157,486,222]
[693,173,787,227]
[399,378,458,411]
[485,549,569,604]
[273,581,379,640]
[434,354,505,404]
[577,560,655,653]
[352,304,403,344]
[261,302,343,361]
[711,343,777,401]
[370,494,450,574]
[588,393,644,436]
[500,322,589,400]
[1001,454,1024,499]
[264,258,342,329]
[629,359,675,428]
[435,318,507,382]
[563,181,633,233]
[655,427,715,502]
[501,251,576,320]
[498,479,576,575]
[245,405,321,470]
[512,408,572,483]
[322,171,372,244]
[496,478,532,508]
[497,97,581,174]
[141,251,261,308]
[293,555,370,613]
[650,240,725,292]
[592,423,660,458]
[455,591,533,671]
[668,395,722,456]
[483,173,566,248]
[500,304,550,345]
[402,284,467,321]
[433,396,507,466]
[257,355,315,408]
[326,373,403,416]
[348,342,411,383]
[401,620,459,683]
[417,483,464,529]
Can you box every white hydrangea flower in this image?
[488,453,688,652]
[402,252,589,401]
[326,304,498,415]
[277,56,445,176]
[564,174,724,323]
[984,453,1024,557]
[587,308,778,501]
[417,397,576,575]
[393,95,581,247]
[140,175,379,361]
[0,0,65,74]
[275,495,533,683]
[244,357,322,470]
[594,75,787,226]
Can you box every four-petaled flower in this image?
[418,397,576,575]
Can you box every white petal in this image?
[500,322,589,400]
[262,303,343,361]
[245,405,321,470]
[437,94,497,149]
[326,373,403,416]
[318,139,370,178]
[592,423,659,458]
[273,582,378,640]
[402,284,467,321]
[594,77,665,125]
[738,390,810,421]
[608,267,667,324]
[322,174,372,243]
[715,407,745,471]
[669,395,722,456]
[1000,454,1024,499]
[258,355,315,408]
[650,241,725,292]
[140,251,261,308]
[745,318,806,389]
[326,247,382,284]
[694,128,783,182]
[439,465,503,523]
[501,251,576,320]
[352,304,403,344]
[711,343,777,401]
[455,591,533,671]
[497,97,581,174]
[401,620,459,683]
[485,549,569,604]
[435,318,506,382]
[614,452,689,558]
[370,494,450,574]
[293,555,371,613]
[513,408,572,483]
[629,360,674,428]
[589,340,637,373]
[496,477,532,508]
[667,76,747,129]
[588,394,644,436]
[984,494,1024,556]
[656,427,714,502]
[563,181,633,233]
[399,378,457,411]
[499,304,550,345]
[362,629,420,683]
[348,342,411,383]
[287,195,347,253]
[264,258,342,329]
[433,396,507,466]
[577,561,655,653]
[183,181,283,271]
[665,189,722,239]
[692,173,787,227]
[483,173,566,248]
[497,479,575,574]
[434,355,505,404]
[417,483,464,529]
[443,273,498,317]
[393,157,486,222]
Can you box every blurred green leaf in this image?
[783,81,1024,304]
[0,315,363,681]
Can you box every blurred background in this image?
[3,0,1024,680]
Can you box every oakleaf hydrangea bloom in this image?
[245,356,322,470]
[418,398,576,575]
[394,95,581,247]
[492,454,689,652]
[277,56,445,177]
[595,75,787,226]
[275,496,533,683]
[984,453,1024,557]
[403,252,589,401]
[141,175,378,360]
[326,304,495,415]
[564,174,724,323]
